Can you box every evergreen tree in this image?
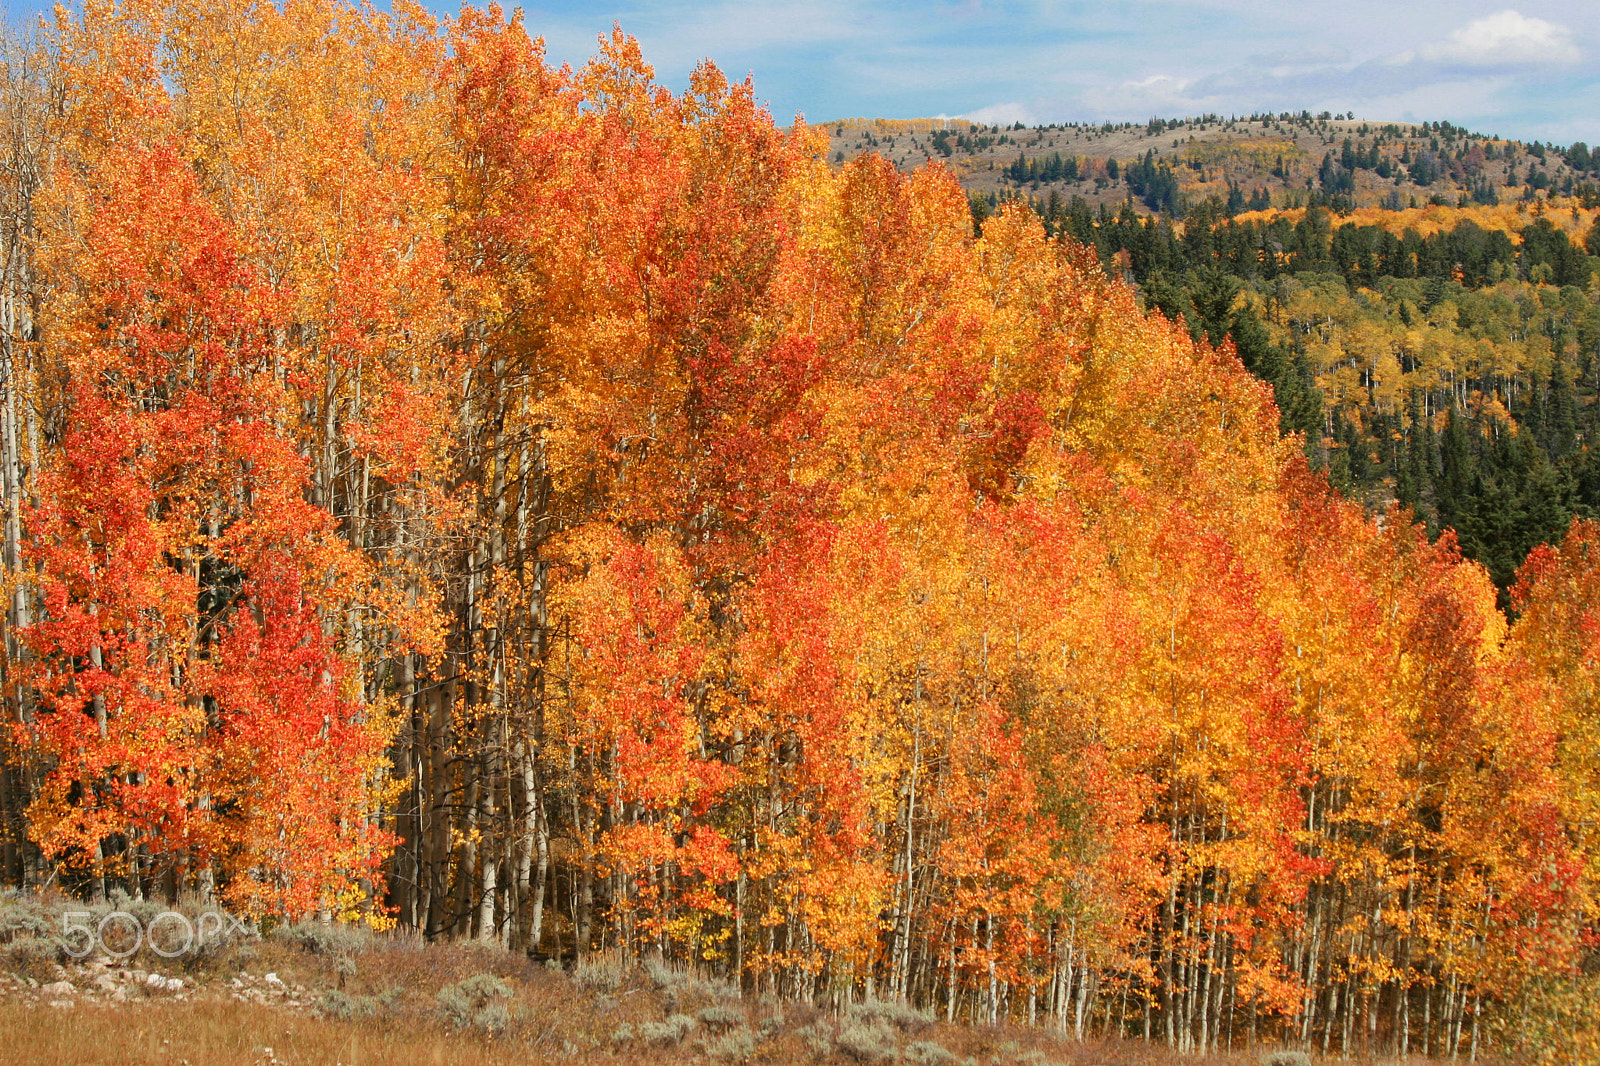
[1547,358,1578,459]
[1140,271,1194,331]
[1189,267,1241,347]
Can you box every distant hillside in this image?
[820,112,1598,219]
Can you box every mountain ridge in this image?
[814,112,1597,220]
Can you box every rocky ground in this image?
[10,955,311,1011]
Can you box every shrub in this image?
[319,989,378,1020]
[109,890,165,929]
[1,936,60,979]
[0,889,259,972]
[1260,1053,1312,1066]
[846,997,934,1032]
[836,1018,897,1063]
[643,956,738,1006]
[451,973,512,1000]
[637,1013,697,1046]
[609,1023,636,1046]
[437,973,513,1031]
[473,1001,510,1033]
[797,1022,835,1059]
[0,893,54,944]
[92,890,255,960]
[642,956,679,989]
[575,954,621,991]
[698,1003,745,1030]
[905,1040,960,1065]
[273,919,371,957]
[703,1025,759,1061]
[0,891,61,979]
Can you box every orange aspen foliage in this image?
[0,7,1595,1058]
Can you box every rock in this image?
[129,970,148,984]
[39,981,74,997]
[145,973,169,990]
[263,972,286,989]
[92,974,119,993]
[163,977,185,993]
[47,999,74,1010]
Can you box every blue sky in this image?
[3,1,1596,145]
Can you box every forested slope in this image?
[847,112,1600,596]
[0,4,1597,1064]
[1018,200,1599,598]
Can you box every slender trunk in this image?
[425,679,454,938]
[457,771,480,940]
[575,748,595,959]
[392,655,419,928]
[476,747,497,942]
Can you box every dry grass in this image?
[0,996,528,1066]
[0,987,1473,1066]
[0,916,1514,1066]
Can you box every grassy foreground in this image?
[0,906,1508,1066]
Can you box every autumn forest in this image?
[1,1,1599,1062]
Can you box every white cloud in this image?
[1249,46,1352,78]
[1358,77,1516,125]
[1081,74,1220,117]
[960,101,1042,126]
[657,1,863,56]
[1417,10,1580,67]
